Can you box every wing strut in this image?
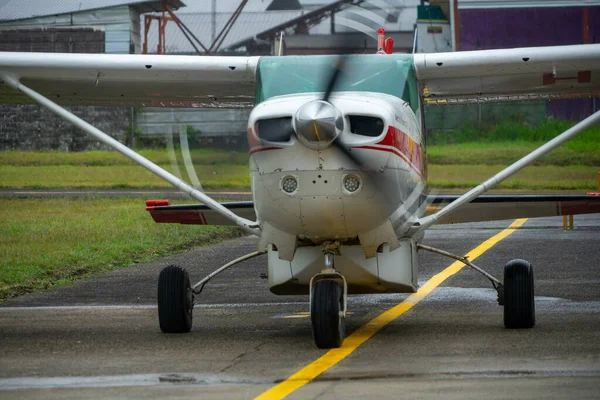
[416,110,600,232]
[0,74,260,236]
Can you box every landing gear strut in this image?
[417,244,535,329]
[309,250,348,349]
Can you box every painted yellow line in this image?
[255,218,528,400]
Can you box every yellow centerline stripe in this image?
[255,218,528,400]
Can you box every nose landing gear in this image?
[309,249,348,349]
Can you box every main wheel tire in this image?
[311,279,345,349]
[158,265,193,333]
[503,259,535,329]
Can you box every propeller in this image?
[317,55,364,168]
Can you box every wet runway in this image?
[1,215,599,399]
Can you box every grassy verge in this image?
[0,149,247,166]
[428,142,599,166]
[428,118,600,149]
[0,165,251,189]
[427,119,600,166]
[1,164,597,191]
[0,198,244,302]
[428,165,597,190]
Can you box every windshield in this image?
[255,54,418,111]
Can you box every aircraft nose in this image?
[294,100,343,150]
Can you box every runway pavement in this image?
[1,215,599,399]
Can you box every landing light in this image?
[282,176,298,193]
[343,175,361,193]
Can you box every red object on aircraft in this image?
[384,37,394,54]
[377,28,385,53]
[145,199,170,211]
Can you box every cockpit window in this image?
[255,117,293,142]
[348,115,385,137]
[255,54,419,112]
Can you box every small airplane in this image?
[1,30,599,349]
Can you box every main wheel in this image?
[503,259,535,329]
[311,279,345,349]
[158,265,193,333]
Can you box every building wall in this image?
[134,108,251,148]
[0,6,137,150]
[459,6,592,50]
[457,5,599,121]
[0,28,105,53]
[0,104,129,151]
[0,5,139,54]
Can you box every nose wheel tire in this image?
[503,259,535,329]
[311,279,345,349]
[158,265,193,333]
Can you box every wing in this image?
[145,195,600,227]
[0,52,259,108]
[147,201,256,226]
[413,44,600,104]
[426,194,600,225]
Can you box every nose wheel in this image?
[311,279,345,349]
[310,249,347,349]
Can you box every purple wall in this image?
[459,7,584,50]
[459,6,598,121]
[589,7,600,43]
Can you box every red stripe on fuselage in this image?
[249,146,283,156]
[355,126,424,177]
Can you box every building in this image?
[0,0,184,150]
[0,0,184,54]
[454,0,599,121]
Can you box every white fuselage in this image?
[247,92,427,294]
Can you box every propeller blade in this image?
[322,56,348,103]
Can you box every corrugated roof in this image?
[0,0,185,22]
[176,0,275,13]
[145,10,305,54]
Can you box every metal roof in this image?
[176,0,285,13]
[145,10,305,54]
[0,0,185,22]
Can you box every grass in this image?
[428,141,599,166]
[427,119,600,166]
[0,198,244,302]
[0,165,251,189]
[0,148,248,167]
[428,118,600,150]
[0,162,597,191]
[428,165,598,190]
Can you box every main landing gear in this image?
[157,251,264,334]
[417,244,535,329]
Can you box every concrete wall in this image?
[0,104,128,151]
[0,5,139,54]
[0,28,105,53]
[0,5,139,150]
